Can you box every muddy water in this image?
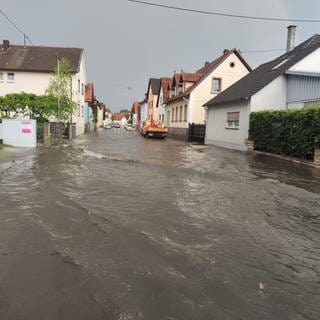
[0,129,319,320]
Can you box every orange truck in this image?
[142,119,168,139]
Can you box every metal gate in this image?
[188,123,206,143]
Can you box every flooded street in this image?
[1,129,320,320]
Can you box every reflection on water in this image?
[0,129,319,320]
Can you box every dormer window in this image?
[175,85,179,96]
[272,58,289,70]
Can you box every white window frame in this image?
[7,72,15,82]
[225,112,240,129]
[211,78,221,93]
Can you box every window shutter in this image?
[227,112,239,121]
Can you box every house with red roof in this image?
[0,40,87,136]
[164,49,251,139]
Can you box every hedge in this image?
[249,106,320,161]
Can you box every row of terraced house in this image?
[133,26,320,151]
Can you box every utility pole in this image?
[57,58,60,121]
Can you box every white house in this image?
[157,77,171,126]
[204,27,320,151]
[146,78,161,122]
[138,96,148,131]
[0,40,87,136]
[164,49,251,139]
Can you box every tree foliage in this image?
[120,109,130,114]
[46,57,76,121]
[0,92,58,120]
[249,106,320,160]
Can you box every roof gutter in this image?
[206,96,250,108]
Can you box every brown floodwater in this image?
[0,129,319,319]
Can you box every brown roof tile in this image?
[0,42,83,72]
[85,83,94,102]
[160,77,171,102]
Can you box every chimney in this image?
[2,40,10,51]
[286,25,297,52]
[223,49,229,55]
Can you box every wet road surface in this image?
[0,129,320,319]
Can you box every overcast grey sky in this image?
[1,0,320,112]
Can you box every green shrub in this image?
[249,106,320,160]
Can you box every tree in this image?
[46,57,77,121]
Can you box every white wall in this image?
[158,87,166,123]
[0,72,50,96]
[205,101,250,151]
[288,48,320,74]
[0,123,3,140]
[71,52,87,135]
[2,119,37,147]
[251,75,287,112]
[287,102,304,109]
[140,103,147,123]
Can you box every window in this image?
[175,86,179,96]
[226,112,240,129]
[159,95,163,106]
[7,72,15,82]
[81,83,84,95]
[78,79,80,92]
[183,81,186,92]
[172,108,174,122]
[212,78,221,92]
[179,106,183,122]
[0,72,3,82]
[184,104,187,122]
[175,107,179,122]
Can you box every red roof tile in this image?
[85,83,94,102]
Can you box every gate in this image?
[188,123,206,143]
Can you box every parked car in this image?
[104,123,112,129]
[113,123,121,128]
